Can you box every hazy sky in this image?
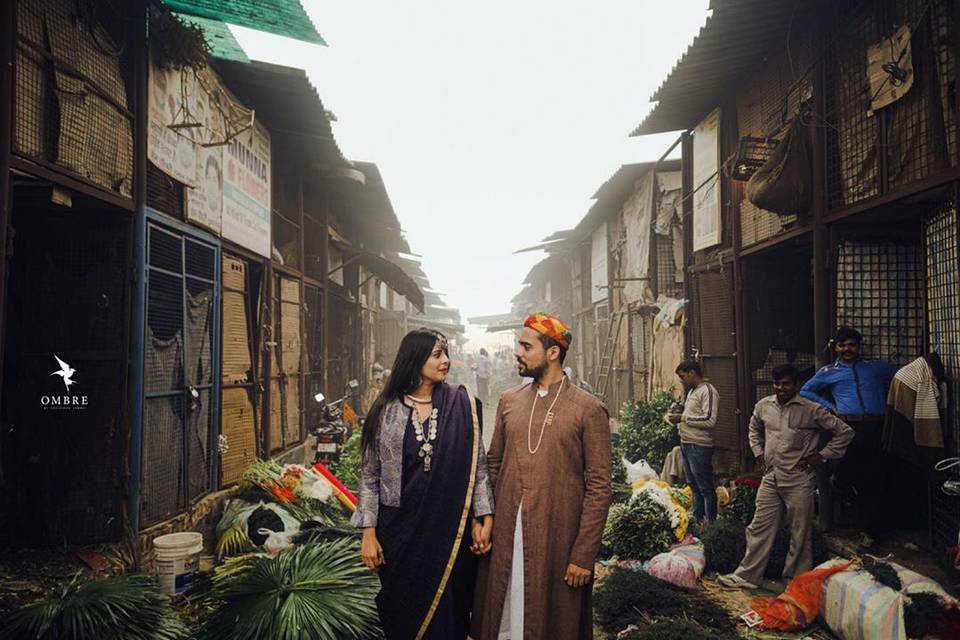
[231,1,710,344]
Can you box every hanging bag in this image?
[745,114,813,216]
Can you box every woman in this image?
[351,329,494,639]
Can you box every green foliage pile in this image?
[0,572,188,640]
[702,517,748,575]
[722,483,758,527]
[703,509,829,578]
[601,493,674,561]
[198,538,382,640]
[594,569,737,639]
[614,392,679,474]
[329,432,362,491]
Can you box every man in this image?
[800,326,897,542]
[476,347,493,404]
[719,365,854,589]
[472,313,612,640]
[668,360,718,524]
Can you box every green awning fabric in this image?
[164,0,326,45]
[175,13,250,63]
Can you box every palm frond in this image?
[201,538,382,640]
[216,521,254,560]
[0,572,189,640]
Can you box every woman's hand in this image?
[360,528,385,570]
[470,515,493,556]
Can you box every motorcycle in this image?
[312,379,360,467]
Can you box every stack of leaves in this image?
[198,538,382,640]
[0,572,189,639]
[614,392,679,474]
[594,568,737,639]
[602,492,674,561]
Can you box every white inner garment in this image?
[497,502,524,639]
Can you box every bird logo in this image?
[51,355,77,391]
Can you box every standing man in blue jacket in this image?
[800,327,897,544]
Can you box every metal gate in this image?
[142,222,219,526]
[690,268,741,475]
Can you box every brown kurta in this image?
[472,377,612,639]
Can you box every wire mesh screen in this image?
[14,0,133,197]
[835,240,923,365]
[186,389,212,502]
[143,224,218,526]
[925,205,960,459]
[825,0,882,208]
[146,162,185,217]
[1,208,130,544]
[654,234,682,298]
[752,350,817,403]
[887,0,956,189]
[826,0,958,209]
[142,395,185,524]
[735,27,811,245]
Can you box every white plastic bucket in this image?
[153,532,203,595]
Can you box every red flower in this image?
[734,476,762,489]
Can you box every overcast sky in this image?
[231,1,710,344]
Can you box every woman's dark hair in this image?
[362,328,448,456]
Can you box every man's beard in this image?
[518,358,548,380]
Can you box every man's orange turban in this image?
[524,313,572,349]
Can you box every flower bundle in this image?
[603,492,674,561]
[240,460,337,521]
[632,479,690,541]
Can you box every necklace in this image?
[405,393,433,404]
[528,377,565,455]
[412,407,439,471]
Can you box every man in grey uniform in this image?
[719,364,854,589]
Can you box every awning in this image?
[215,60,344,166]
[630,0,812,136]
[163,0,326,45]
[335,242,424,312]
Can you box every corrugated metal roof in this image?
[631,0,810,136]
[215,59,344,165]
[522,254,565,285]
[164,0,325,45]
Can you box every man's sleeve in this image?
[813,404,855,460]
[684,385,717,429]
[486,398,507,489]
[569,400,613,569]
[800,368,836,412]
[748,406,765,458]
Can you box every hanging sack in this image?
[746,115,813,216]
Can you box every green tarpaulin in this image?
[175,13,250,63]
[164,0,325,45]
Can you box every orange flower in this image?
[269,482,296,503]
